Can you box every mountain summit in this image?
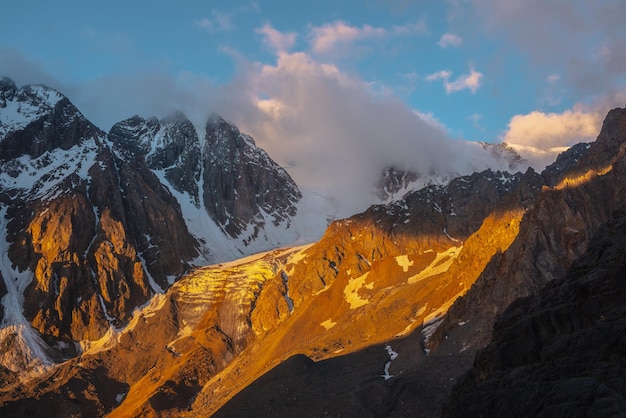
[0,78,306,378]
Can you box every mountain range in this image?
[0,76,624,417]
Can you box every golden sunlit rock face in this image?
[0,159,544,417]
[18,198,152,343]
[36,161,534,418]
[1,144,201,352]
[181,201,531,415]
[433,107,626,353]
[16,190,107,343]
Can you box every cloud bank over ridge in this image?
[1,1,625,216]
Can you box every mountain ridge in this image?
[0,77,309,377]
[1,77,623,417]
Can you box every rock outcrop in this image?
[109,113,202,205]
[431,107,626,352]
[0,78,304,373]
[0,77,100,162]
[444,211,626,417]
[0,80,201,357]
[109,113,303,246]
[201,114,301,238]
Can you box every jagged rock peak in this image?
[0,77,102,161]
[589,106,626,167]
[108,112,202,204]
[0,76,17,103]
[108,112,199,158]
[0,77,65,112]
[479,141,527,171]
[541,107,626,186]
[205,113,257,148]
[108,115,160,151]
[202,113,301,237]
[541,142,591,187]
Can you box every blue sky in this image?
[1,1,625,212]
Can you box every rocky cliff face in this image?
[444,210,626,417]
[109,113,302,251]
[181,167,544,416]
[375,142,527,202]
[201,114,301,239]
[109,113,202,205]
[0,78,304,379]
[0,79,201,370]
[430,107,626,353]
[0,161,542,416]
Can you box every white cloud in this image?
[256,23,297,54]
[502,107,603,170]
[210,50,499,216]
[308,20,426,55]
[194,10,235,32]
[447,68,482,93]
[413,110,448,133]
[425,70,452,82]
[546,74,560,84]
[309,21,386,54]
[426,67,483,94]
[438,33,463,48]
[207,49,521,216]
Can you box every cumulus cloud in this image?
[210,48,514,216]
[194,10,235,32]
[426,67,482,94]
[438,33,462,48]
[309,21,386,54]
[256,23,297,54]
[504,109,602,149]
[308,20,426,55]
[503,107,604,170]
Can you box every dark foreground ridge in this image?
[444,210,626,417]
